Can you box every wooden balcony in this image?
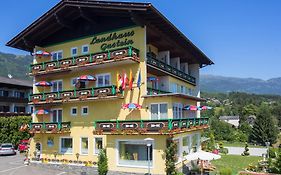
[29,122,71,134]
[93,117,209,135]
[29,85,121,105]
[30,47,140,76]
[147,53,196,85]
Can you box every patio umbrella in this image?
[33,109,50,115]
[184,150,221,161]
[77,75,96,81]
[199,106,213,110]
[183,105,198,111]
[122,103,142,110]
[35,81,52,87]
[32,50,52,57]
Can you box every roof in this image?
[219,116,240,120]
[0,76,32,88]
[6,0,214,67]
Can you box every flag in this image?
[129,69,134,90]
[137,69,141,89]
[122,71,127,90]
[116,71,123,92]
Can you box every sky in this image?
[0,0,281,80]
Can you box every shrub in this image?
[269,148,277,158]
[165,139,178,175]
[219,147,229,155]
[219,167,232,175]
[242,143,250,156]
[98,149,108,175]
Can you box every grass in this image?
[210,155,262,175]
[222,141,266,148]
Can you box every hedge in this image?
[0,116,31,147]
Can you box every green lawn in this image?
[211,155,262,175]
[222,141,266,148]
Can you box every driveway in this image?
[0,153,71,175]
[225,146,267,156]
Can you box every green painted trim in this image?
[42,25,139,48]
[94,117,209,123]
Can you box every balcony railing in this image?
[147,53,196,85]
[93,117,209,135]
[30,47,140,75]
[29,122,71,133]
[29,85,119,104]
[147,87,171,95]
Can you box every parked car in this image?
[18,140,29,152]
[0,143,16,156]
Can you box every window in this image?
[94,137,103,155]
[51,109,62,122]
[71,47,78,56]
[52,80,63,92]
[51,50,63,61]
[151,103,168,120]
[14,106,25,113]
[71,107,77,116]
[0,90,9,97]
[0,106,10,112]
[191,134,200,153]
[71,78,78,87]
[96,73,111,87]
[118,140,153,167]
[14,91,25,98]
[173,103,183,119]
[81,106,88,116]
[82,45,89,54]
[80,137,89,155]
[60,137,73,154]
[170,83,178,93]
[182,136,191,155]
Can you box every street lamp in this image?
[144,138,154,175]
[265,141,270,159]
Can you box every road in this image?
[0,153,72,175]
[225,146,267,156]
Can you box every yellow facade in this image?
[27,25,206,174]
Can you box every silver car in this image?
[0,143,16,156]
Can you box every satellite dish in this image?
[8,74,13,79]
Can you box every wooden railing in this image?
[29,122,71,133]
[29,85,119,104]
[147,53,196,85]
[94,117,209,135]
[30,47,140,75]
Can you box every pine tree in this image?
[249,104,278,145]
[98,149,108,175]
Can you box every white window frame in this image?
[116,139,154,168]
[71,47,78,56]
[51,80,63,92]
[81,106,88,116]
[51,108,63,122]
[59,137,73,154]
[150,103,168,120]
[93,137,103,155]
[81,45,89,54]
[70,107,77,116]
[51,50,63,61]
[173,103,183,119]
[80,137,89,155]
[96,73,111,87]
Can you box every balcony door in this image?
[150,103,168,120]
[51,109,62,123]
[52,80,63,92]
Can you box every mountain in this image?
[200,74,281,95]
[0,52,32,80]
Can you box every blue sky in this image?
[1,0,281,80]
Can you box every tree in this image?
[249,105,278,145]
[165,139,177,175]
[98,149,108,175]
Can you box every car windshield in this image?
[1,145,13,148]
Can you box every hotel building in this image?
[7,1,213,174]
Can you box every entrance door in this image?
[35,142,42,160]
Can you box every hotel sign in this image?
[90,30,135,51]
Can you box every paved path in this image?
[0,153,71,175]
[225,146,267,156]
